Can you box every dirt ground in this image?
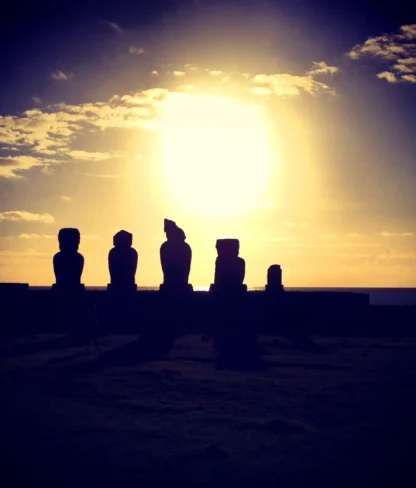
[1,334,416,487]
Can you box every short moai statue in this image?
[108,230,138,291]
[210,238,246,293]
[53,228,84,290]
[265,264,284,292]
[160,219,192,292]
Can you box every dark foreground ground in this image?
[1,333,416,487]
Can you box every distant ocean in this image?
[27,286,416,306]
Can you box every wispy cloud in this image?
[0,62,337,179]
[68,150,118,161]
[318,233,338,240]
[377,71,399,83]
[307,61,340,76]
[379,231,413,237]
[402,74,416,83]
[0,156,59,179]
[251,65,337,98]
[18,233,54,239]
[0,249,50,259]
[11,233,100,240]
[51,70,71,81]
[347,24,416,84]
[129,46,146,55]
[101,20,123,34]
[83,173,120,179]
[60,195,72,202]
[0,211,55,223]
[0,88,165,177]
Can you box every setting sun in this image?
[160,94,273,217]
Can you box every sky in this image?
[0,0,415,287]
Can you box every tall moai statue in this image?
[266,264,284,292]
[53,228,84,289]
[210,238,247,293]
[160,219,192,291]
[108,230,138,291]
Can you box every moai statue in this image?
[53,228,84,289]
[266,264,284,292]
[210,239,259,369]
[210,238,247,293]
[108,230,138,291]
[160,219,192,291]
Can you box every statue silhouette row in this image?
[53,220,284,293]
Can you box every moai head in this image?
[216,238,240,259]
[164,219,186,242]
[113,230,133,249]
[267,265,282,287]
[58,228,81,252]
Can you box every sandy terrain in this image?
[1,334,416,487]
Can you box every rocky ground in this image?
[1,333,416,487]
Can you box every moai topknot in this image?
[160,219,192,290]
[266,264,284,292]
[108,230,138,290]
[53,228,84,288]
[211,238,246,292]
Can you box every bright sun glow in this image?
[161,94,273,216]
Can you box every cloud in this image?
[377,71,399,83]
[101,20,123,34]
[251,70,335,97]
[346,233,364,238]
[0,87,166,177]
[250,86,274,96]
[347,24,416,84]
[0,249,50,259]
[152,70,159,76]
[0,62,337,180]
[0,155,59,179]
[379,231,413,237]
[7,233,100,240]
[18,233,54,239]
[307,61,340,76]
[32,97,41,105]
[83,173,120,179]
[0,211,55,223]
[402,74,416,83]
[68,150,117,161]
[60,195,72,202]
[51,70,70,81]
[129,46,146,55]
[318,233,338,240]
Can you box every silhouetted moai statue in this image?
[209,239,260,369]
[53,228,84,290]
[108,230,138,291]
[265,264,284,292]
[210,239,246,293]
[52,228,86,341]
[160,219,192,292]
